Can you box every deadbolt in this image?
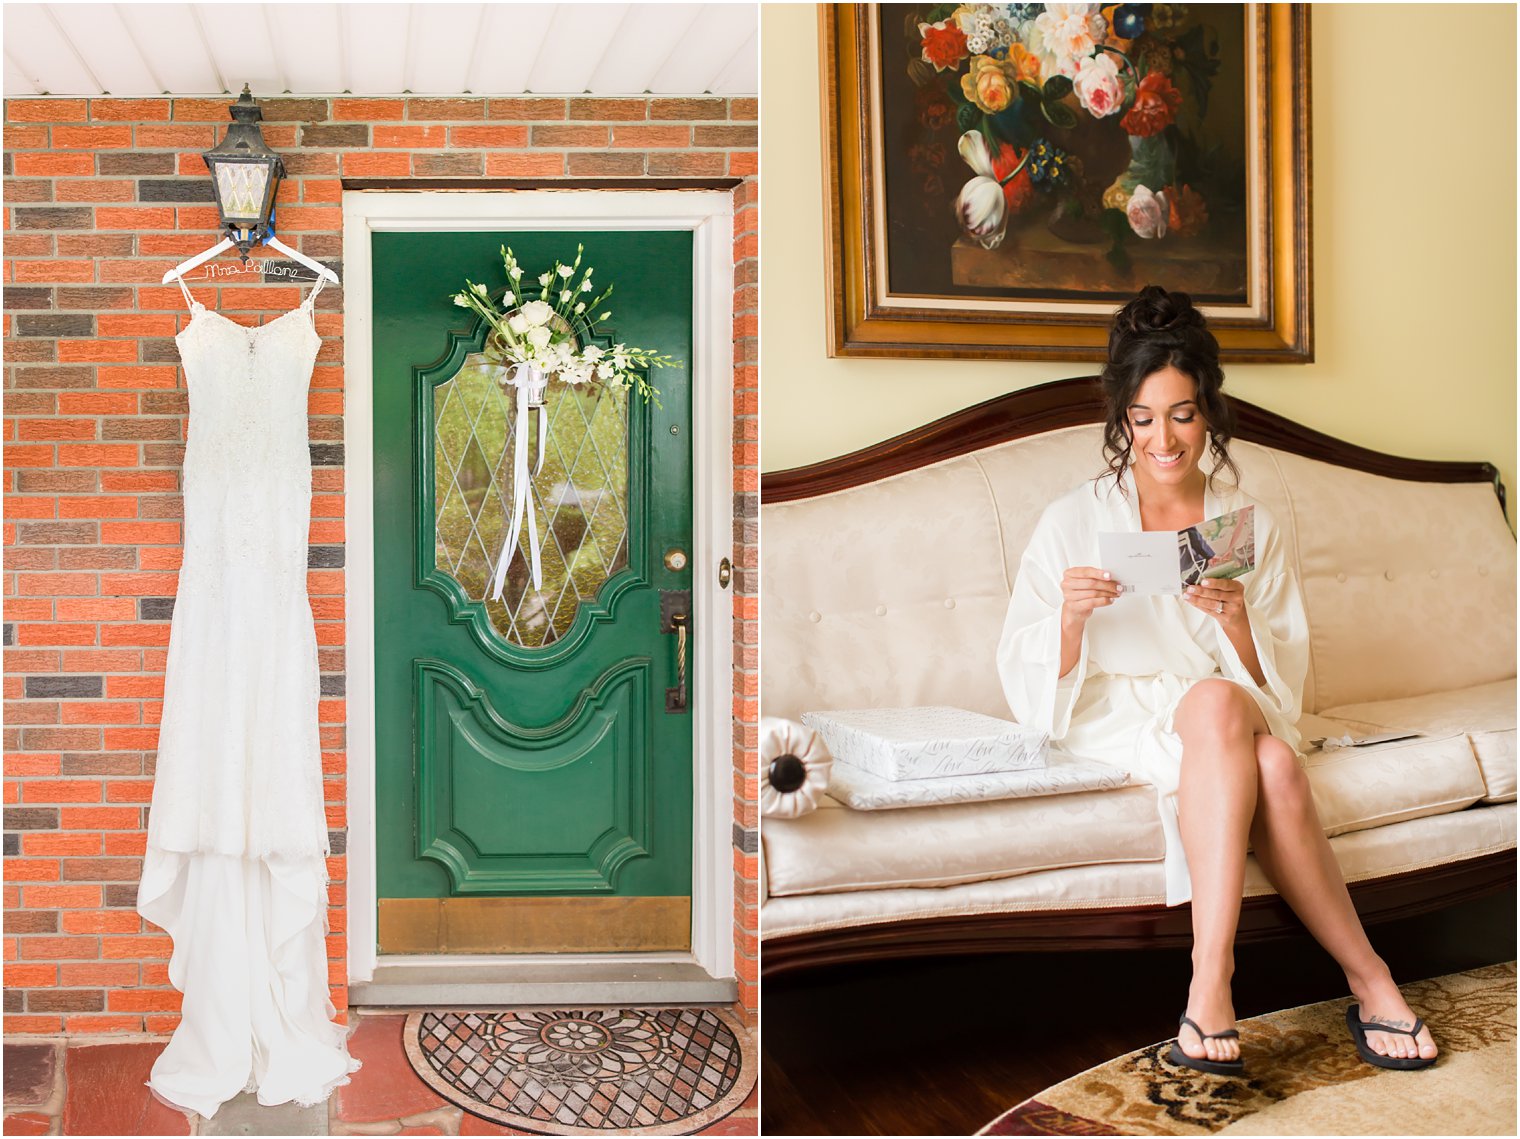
[664,547,688,572]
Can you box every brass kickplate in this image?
[378,896,692,954]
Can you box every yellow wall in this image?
[760,4,1517,523]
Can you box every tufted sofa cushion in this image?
[1305,732,1489,836]
[762,784,1164,896]
[1322,679,1517,804]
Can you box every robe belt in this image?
[489,363,549,600]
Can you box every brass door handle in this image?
[666,612,688,713]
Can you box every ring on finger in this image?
[1216,601,1224,613]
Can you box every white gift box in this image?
[800,706,1048,781]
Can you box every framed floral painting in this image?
[821,3,1312,361]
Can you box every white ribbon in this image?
[489,362,549,600]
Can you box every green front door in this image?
[372,228,694,954]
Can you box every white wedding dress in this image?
[137,276,360,1118]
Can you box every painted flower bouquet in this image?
[906,3,1223,266]
[452,243,679,404]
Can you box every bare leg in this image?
[1172,679,1260,1065]
[1248,738,1438,1061]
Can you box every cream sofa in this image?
[760,382,1517,974]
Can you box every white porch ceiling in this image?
[2,3,758,97]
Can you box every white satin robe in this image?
[996,468,1310,906]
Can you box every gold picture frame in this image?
[821,3,1313,362]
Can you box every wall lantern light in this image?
[202,85,285,262]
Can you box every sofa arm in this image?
[761,716,833,819]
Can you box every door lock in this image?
[663,547,688,572]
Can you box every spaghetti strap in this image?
[174,274,200,311]
[302,274,326,311]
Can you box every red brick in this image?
[88,98,171,121]
[449,125,529,147]
[332,98,406,120]
[100,934,171,959]
[20,885,101,907]
[100,522,180,544]
[5,445,55,467]
[531,124,609,148]
[51,125,132,149]
[373,125,445,148]
[5,964,59,987]
[612,125,690,148]
[269,205,341,231]
[62,701,143,725]
[12,153,95,176]
[8,98,88,121]
[94,206,175,230]
[20,780,104,804]
[567,98,648,121]
[97,260,177,284]
[648,152,727,177]
[4,234,53,256]
[96,367,180,391]
[218,286,301,311]
[488,98,567,120]
[95,314,177,337]
[336,1015,449,1122]
[61,911,141,935]
[107,989,181,1012]
[568,152,646,176]
[5,496,59,517]
[57,443,140,466]
[63,1042,192,1134]
[16,419,97,441]
[58,807,140,831]
[11,259,95,282]
[4,125,49,147]
[15,625,97,646]
[730,152,758,177]
[484,152,566,177]
[60,962,137,985]
[2,1018,64,1034]
[650,97,727,120]
[105,676,164,698]
[173,205,220,230]
[52,180,135,205]
[18,937,97,960]
[23,834,103,856]
[134,124,215,148]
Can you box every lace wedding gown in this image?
[137,276,360,1118]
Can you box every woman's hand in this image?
[1060,567,1121,627]
[1184,577,1247,626]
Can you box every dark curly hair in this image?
[1098,284,1239,494]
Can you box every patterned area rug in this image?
[979,962,1516,1136]
[403,1007,755,1136]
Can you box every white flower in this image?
[508,266,522,280]
[519,300,554,327]
[1126,185,1169,239]
[560,289,572,303]
[954,131,1008,249]
[526,326,552,351]
[583,345,604,361]
[580,278,593,292]
[557,265,575,278]
[575,302,586,314]
[538,272,551,287]
[599,311,611,321]
[1073,52,1124,118]
[507,313,529,336]
[1030,3,1107,79]
[611,343,629,370]
[452,294,471,308]
[472,282,490,296]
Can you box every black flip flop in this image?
[1166,1013,1244,1076]
[1345,1003,1437,1070]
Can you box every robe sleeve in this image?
[997,505,1087,739]
[1212,503,1310,744]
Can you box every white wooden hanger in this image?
[160,233,340,287]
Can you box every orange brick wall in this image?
[2,93,760,1032]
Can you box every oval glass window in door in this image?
[433,352,629,648]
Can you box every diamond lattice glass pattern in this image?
[213,163,268,222]
[434,353,630,648]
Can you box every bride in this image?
[997,285,1439,1074]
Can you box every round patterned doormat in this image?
[403,1007,755,1135]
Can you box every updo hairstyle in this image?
[1098,284,1240,493]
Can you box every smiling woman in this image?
[999,283,1440,1076]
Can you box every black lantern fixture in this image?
[202,85,285,263]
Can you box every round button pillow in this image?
[760,716,833,818]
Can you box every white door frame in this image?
[341,189,736,986]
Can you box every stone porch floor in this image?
[2,1011,758,1136]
